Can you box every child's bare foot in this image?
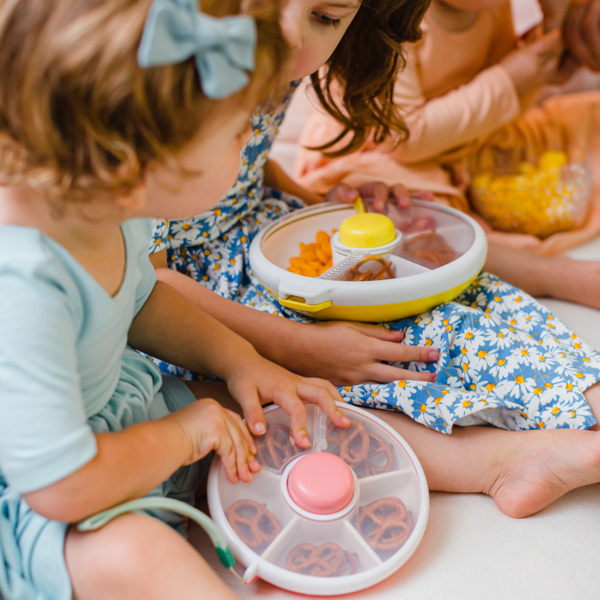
[368,408,600,519]
[485,429,600,518]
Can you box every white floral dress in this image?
[150,83,600,434]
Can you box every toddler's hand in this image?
[166,398,260,484]
[326,182,434,212]
[226,356,350,449]
[287,321,439,387]
[501,30,566,98]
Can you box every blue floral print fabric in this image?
[150,83,600,434]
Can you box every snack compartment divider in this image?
[357,467,416,489]
[386,255,431,278]
[260,515,301,563]
[357,470,422,517]
[342,519,384,567]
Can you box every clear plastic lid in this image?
[214,404,424,578]
[260,200,477,285]
[363,199,476,271]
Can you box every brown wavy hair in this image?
[0,0,287,204]
[310,0,431,157]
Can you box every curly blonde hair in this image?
[0,0,287,203]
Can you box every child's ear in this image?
[115,182,147,212]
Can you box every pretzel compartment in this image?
[217,468,294,556]
[262,516,378,577]
[251,411,313,473]
[326,413,411,479]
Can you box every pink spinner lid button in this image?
[287,452,354,515]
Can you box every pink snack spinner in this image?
[207,403,429,595]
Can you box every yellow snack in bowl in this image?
[470,151,591,239]
[288,230,334,277]
[538,151,568,173]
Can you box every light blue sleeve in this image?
[0,272,97,494]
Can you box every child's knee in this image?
[66,513,179,592]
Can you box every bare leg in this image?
[485,241,600,311]
[66,513,240,600]
[371,405,600,519]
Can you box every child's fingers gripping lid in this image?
[274,391,311,448]
[389,183,412,209]
[223,412,254,483]
[233,386,267,437]
[227,409,257,455]
[325,182,360,203]
[296,379,351,429]
[215,427,239,483]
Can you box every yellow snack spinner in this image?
[250,200,488,322]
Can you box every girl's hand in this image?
[166,399,260,484]
[325,182,434,212]
[226,357,350,449]
[285,321,439,388]
[501,30,569,98]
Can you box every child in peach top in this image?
[297,0,600,257]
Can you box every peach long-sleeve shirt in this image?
[384,8,520,164]
[297,3,521,172]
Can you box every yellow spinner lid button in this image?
[339,213,396,249]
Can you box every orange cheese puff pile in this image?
[288,230,335,277]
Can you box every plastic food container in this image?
[249,200,487,322]
[469,151,593,239]
[207,403,429,595]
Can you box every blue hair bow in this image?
[138,0,257,100]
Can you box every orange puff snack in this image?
[288,230,335,277]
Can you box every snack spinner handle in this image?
[313,406,329,451]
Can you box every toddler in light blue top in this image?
[0,2,348,600]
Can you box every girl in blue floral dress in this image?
[150,0,600,517]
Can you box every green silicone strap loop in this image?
[77,497,234,569]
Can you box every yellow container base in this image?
[276,276,478,323]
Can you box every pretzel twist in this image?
[226,499,281,552]
[404,231,456,267]
[255,423,300,470]
[362,432,394,477]
[286,543,359,577]
[327,421,370,466]
[355,497,413,553]
[348,256,395,282]
[328,420,394,476]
